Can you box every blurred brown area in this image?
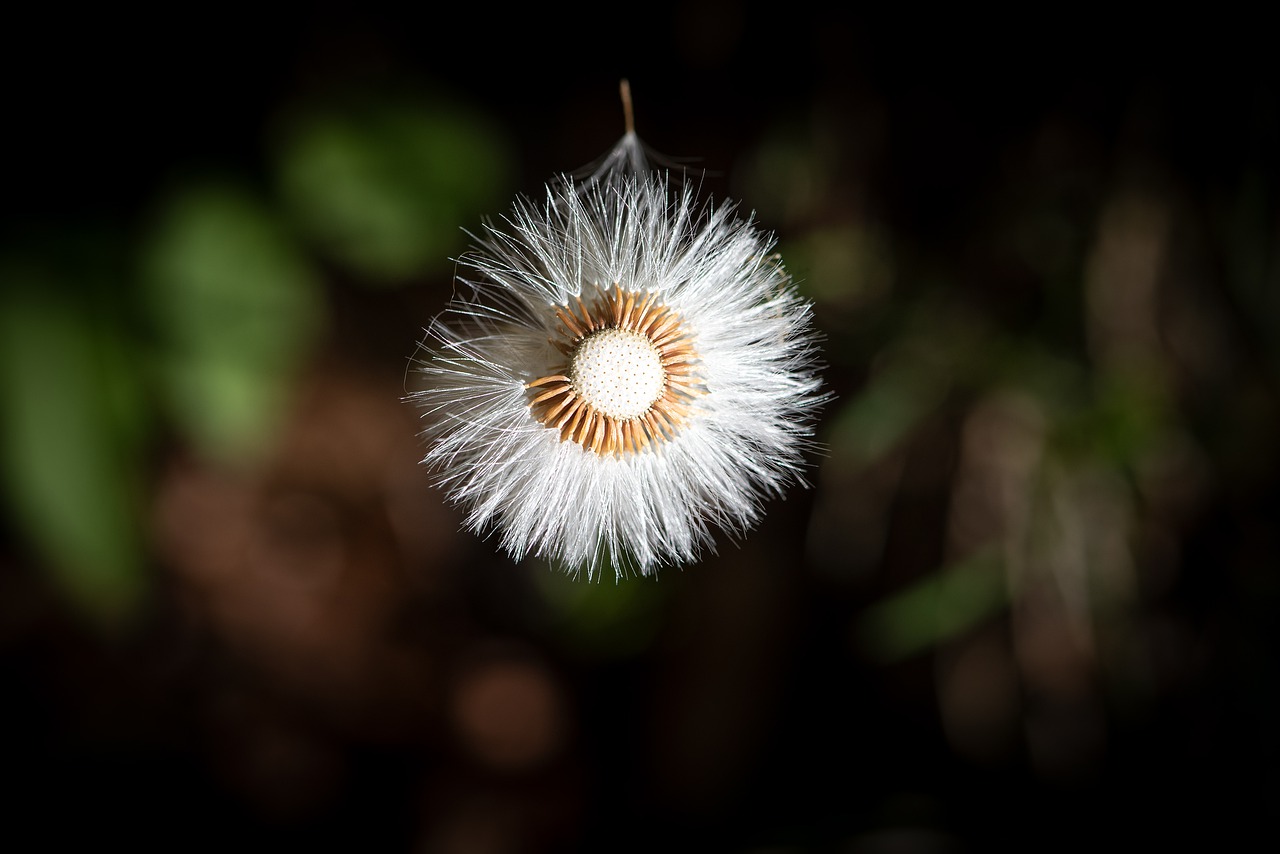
[2,3,1277,852]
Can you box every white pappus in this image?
[410,95,826,579]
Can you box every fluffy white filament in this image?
[410,134,826,578]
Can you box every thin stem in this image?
[620,79,635,136]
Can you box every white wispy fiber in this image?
[410,132,826,579]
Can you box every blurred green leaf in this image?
[0,279,148,624]
[826,351,949,469]
[858,549,1007,662]
[141,183,323,462]
[275,95,512,283]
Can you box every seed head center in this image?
[570,328,665,420]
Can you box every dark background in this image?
[3,4,1276,851]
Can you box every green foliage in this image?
[274,96,512,283]
[140,183,324,463]
[859,549,1007,661]
[0,89,518,626]
[0,272,148,624]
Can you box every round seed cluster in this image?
[570,328,666,420]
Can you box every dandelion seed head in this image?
[409,98,827,579]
